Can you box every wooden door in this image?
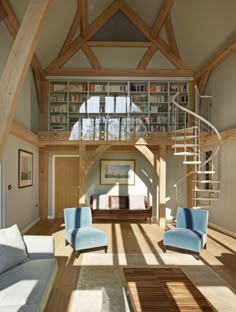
[55,156,79,218]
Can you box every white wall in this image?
[0,23,40,231]
[205,52,236,132]
[205,52,236,235]
[2,135,39,231]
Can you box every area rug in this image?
[71,253,236,312]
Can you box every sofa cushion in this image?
[109,196,129,209]
[129,195,146,210]
[0,258,57,310]
[92,195,109,210]
[0,304,39,312]
[0,224,29,275]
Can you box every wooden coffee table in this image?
[123,267,217,312]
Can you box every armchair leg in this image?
[163,245,166,253]
[204,243,207,249]
[65,239,69,246]
[104,246,108,253]
[74,250,80,258]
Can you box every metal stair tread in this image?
[197,170,215,174]
[192,180,221,183]
[171,135,198,140]
[183,161,201,164]
[192,197,219,200]
[174,152,198,156]
[175,126,198,133]
[192,206,211,209]
[193,189,220,192]
[172,143,199,147]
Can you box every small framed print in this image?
[18,149,33,188]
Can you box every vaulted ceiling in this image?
[1,0,236,92]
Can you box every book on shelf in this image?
[130,83,148,92]
[51,83,67,92]
[149,84,168,92]
[68,83,87,92]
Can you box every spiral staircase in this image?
[171,86,222,209]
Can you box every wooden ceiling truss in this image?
[45,0,193,77]
[0,0,47,112]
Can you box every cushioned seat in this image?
[163,207,208,258]
[64,207,108,255]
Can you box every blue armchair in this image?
[64,207,108,256]
[163,207,208,258]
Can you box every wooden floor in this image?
[26,219,236,312]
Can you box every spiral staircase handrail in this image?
[172,92,222,204]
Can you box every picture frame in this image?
[100,159,135,185]
[18,149,33,188]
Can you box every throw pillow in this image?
[92,195,109,210]
[0,224,29,275]
[129,195,146,210]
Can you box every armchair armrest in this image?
[23,235,55,260]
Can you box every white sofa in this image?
[0,227,58,312]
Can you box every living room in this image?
[0,0,236,311]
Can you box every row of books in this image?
[50,95,67,102]
[50,104,67,113]
[50,115,67,123]
[150,95,168,103]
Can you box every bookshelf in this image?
[48,80,189,136]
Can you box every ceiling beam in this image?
[45,0,120,71]
[165,13,180,58]
[151,0,174,39]
[2,0,46,112]
[119,0,192,73]
[87,41,152,47]
[197,70,210,95]
[0,0,53,159]
[0,2,7,21]
[138,0,174,70]
[78,0,88,37]
[45,67,193,77]
[59,8,80,56]
[81,43,101,69]
[137,44,158,69]
[2,0,44,77]
[195,34,236,81]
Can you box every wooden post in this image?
[159,145,166,227]
[79,141,86,206]
[0,0,53,159]
[39,149,49,219]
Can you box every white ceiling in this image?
[8,0,236,72]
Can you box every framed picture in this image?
[100,159,135,185]
[18,149,33,188]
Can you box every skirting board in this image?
[209,222,236,238]
[22,217,40,234]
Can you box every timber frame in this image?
[1,0,236,226]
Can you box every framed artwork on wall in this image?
[18,149,33,188]
[100,159,135,185]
